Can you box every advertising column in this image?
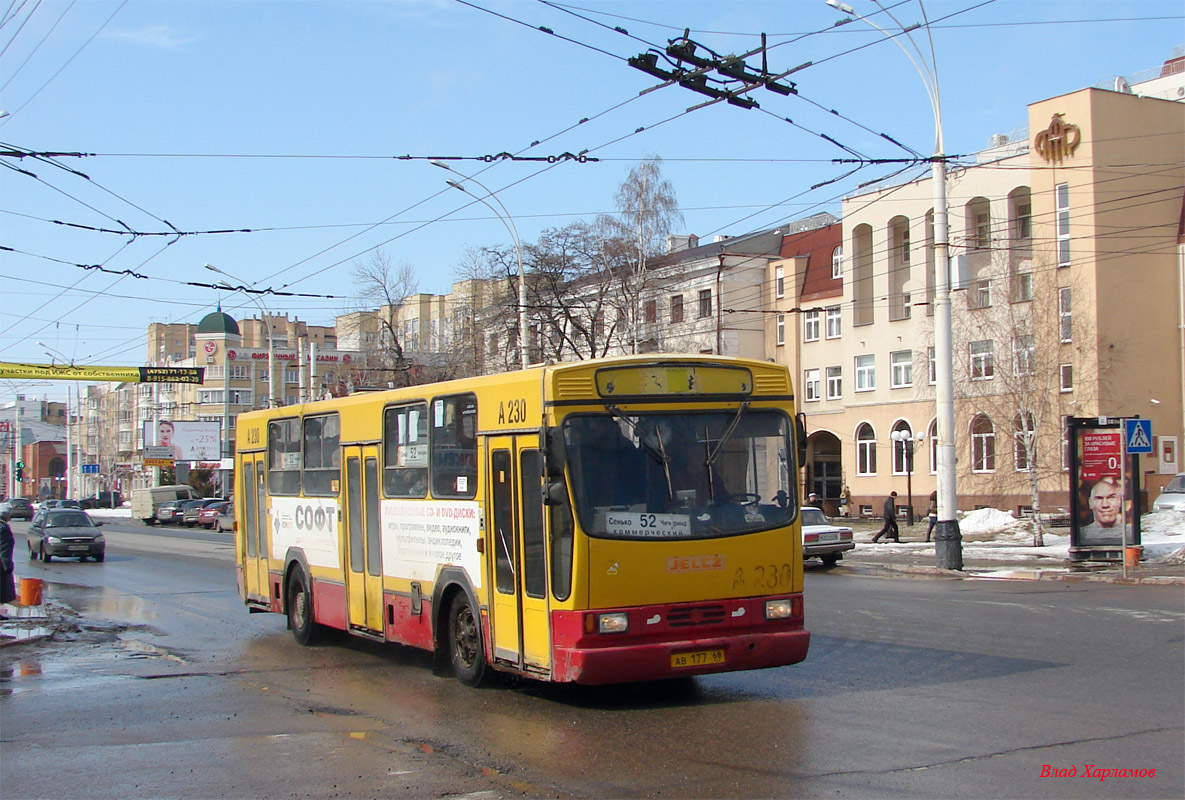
[1067,417,1139,562]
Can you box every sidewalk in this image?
[830,513,1185,585]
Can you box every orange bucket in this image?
[1124,546,1142,568]
[19,577,43,606]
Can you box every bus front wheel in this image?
[447,592,486,687]
[287,568,322,646]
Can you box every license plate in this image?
[68,545,88,551]
[817,532,838,543]
[671,649,725,669]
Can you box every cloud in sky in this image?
[104,24,200,49]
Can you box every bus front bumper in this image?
[550,597,810,684]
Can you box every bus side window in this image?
[268,418,301,495]
[431,394,477,499]
[383,403,428,498]
[303,413,340,496]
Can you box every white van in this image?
[132,485,198,525]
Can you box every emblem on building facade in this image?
[1033,114,1081,163]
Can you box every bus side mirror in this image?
[543,480,568,507]
[541,425,567,479]
[796,413,807,471]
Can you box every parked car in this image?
[198,500,231,529]
[131,485,197,525]
[801,506,855,567]
[45,499,83,510]
[155,499,186,525]
[27,508,106,562]
[215,503,235,533]
[1153,473,1185,513]
[180,498,224,527]
[81,491,123,510]
[4,497,34,520]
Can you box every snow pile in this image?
[957,507,1025,535]
[1140,510,1185,564]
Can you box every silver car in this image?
[801,506,855,567]
[1153,473,1185,513]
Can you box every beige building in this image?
[787,83,1183,518]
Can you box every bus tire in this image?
[447,592,486,687]
[287,567,321,646]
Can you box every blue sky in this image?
[1,0,1181,401]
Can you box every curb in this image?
[864,561,1185,585]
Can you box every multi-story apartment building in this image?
[782,82,1183,518]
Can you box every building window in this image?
[855,354,875,392]
[969,279,991,309]
[891,422,913,475]
[974,212,991,250]
[229,364,249,380]
[670,294,683,323]
[1015,202,1032,241]
[1059,287,1072,342]
[644,299,657,324]
[804,310,820,342]
[1060,363,1073,392]
[1014,413,1034,472]
[1012,272,1033,303]
[928,346,936,385]
[1056,183,1070,266]
[971,414,995,473]
[775,265,785,298]
[970,340,995,380]
[890,350,913,388]
[697,289,712,319]
[928,419,938,475]
[826,366,842,400]
[804,369,820,401]
[857,423,877,476]
[832,246,843,279]
[776,313,786,346]
[1013,334,1035,376]
[825,305,841,339]
[284,369,299,384]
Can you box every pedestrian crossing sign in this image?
[1124,418,1153,454]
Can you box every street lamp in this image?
[430,160,530,371]
[890,429,924,526]
[205,264,276,409]
[826,0,962,568]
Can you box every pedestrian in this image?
[925,490,938,542]
[872,491,900,542]
[807,492,820,508]
[839,485,851,518]
[0,504,16,616]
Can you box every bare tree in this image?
[945,242,1096,545]
[603,157,683,353]
[350,250,418,387]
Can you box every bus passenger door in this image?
[241,454,269,602]
[343,445,383,634]
[487,436,551,674]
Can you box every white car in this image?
[801,506,855,566]
[1153,473,1185,513]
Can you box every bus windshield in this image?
[562,409,796,540]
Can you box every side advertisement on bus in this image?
[381,499,482,588]
[270,496,340,569]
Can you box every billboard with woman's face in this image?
[144,420,221,461]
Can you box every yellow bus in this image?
[233,354,810,685]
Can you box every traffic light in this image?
[15,460,24,483]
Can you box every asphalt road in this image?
[2,519,1182,799]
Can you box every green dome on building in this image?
[197,308,240,336]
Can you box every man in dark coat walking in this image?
[872,491,900,542]
[0,504,16,613]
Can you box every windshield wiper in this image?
[605,404,674,498]
[706,401,749,466]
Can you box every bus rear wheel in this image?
[447,592,486,687]
[287,567,322,646]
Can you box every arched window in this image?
[857,423,877,476]
[971,414,995,473]
[1014,413,1035,472]
[832,245,843,279]
[891,421,913,475]
[928,419,938,474]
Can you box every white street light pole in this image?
[827,0,961,568]
[430,160,531,370]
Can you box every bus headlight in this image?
[597,612,629,634]
[764,599,793,620]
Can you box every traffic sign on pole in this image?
[1125,418,1153,454]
